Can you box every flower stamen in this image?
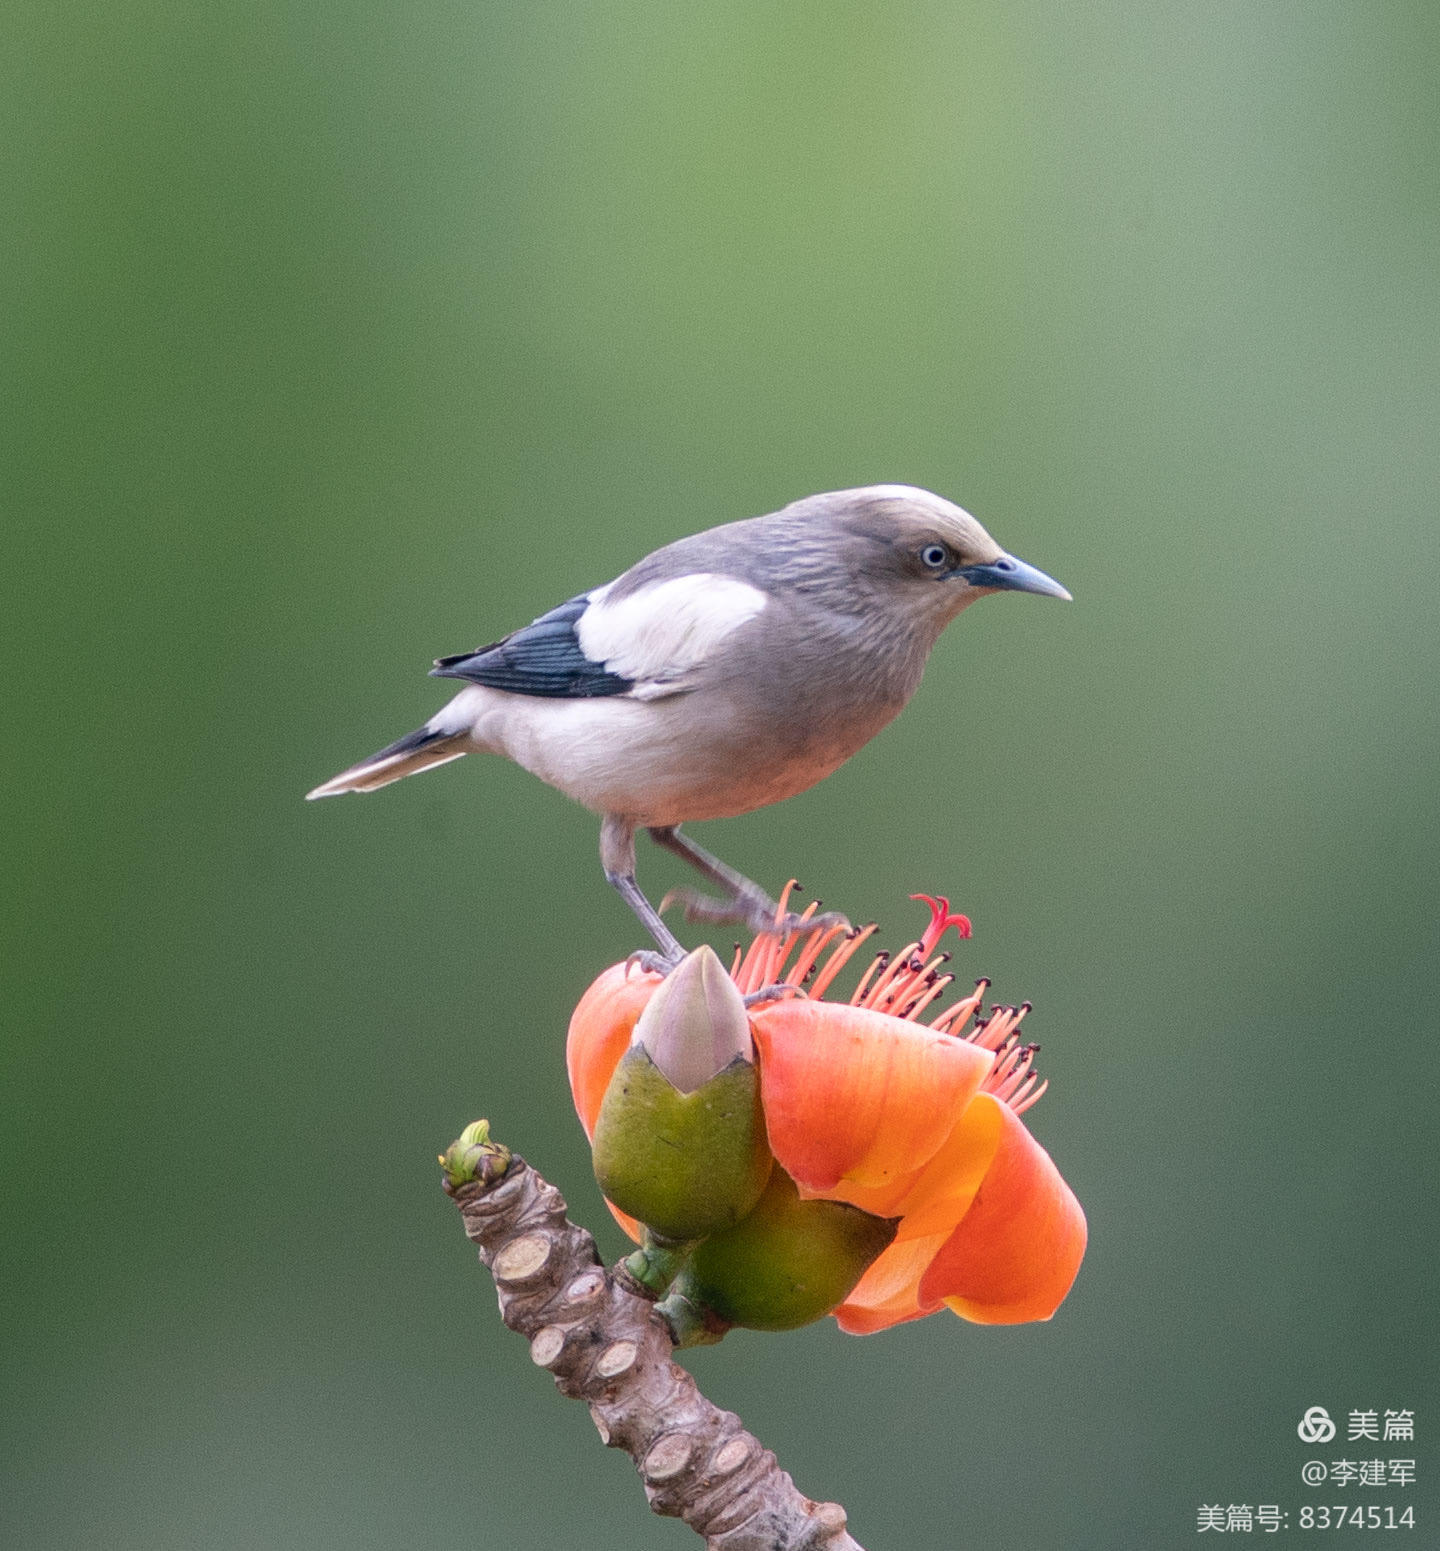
[928,980,988,1035]
[1010,1077,1049,1116]
[902,972,954,1021]
[968,1003,1024,1052]
[848,948,890,1006]
[878,949,957,1017]
[783,921,851,988]
[806,923,879,999]
[768,897,820,984]
[734,932,770,994]
[859,943,920,1009]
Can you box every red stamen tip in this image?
[911,894,974,955]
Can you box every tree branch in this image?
[442,1123,866,1551]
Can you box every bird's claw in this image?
[626,947,684,977]
[775,908,850,938]
[660,887,850,941]
[743,982,809,1008]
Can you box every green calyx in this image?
[664,1169,898,1334]
[622,1231,697,1298]
[592,1044,773,1241]
[590,945,773,1242]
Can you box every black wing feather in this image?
[429,594,634,698]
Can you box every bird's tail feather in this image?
[306,725,468,798]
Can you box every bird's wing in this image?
[430,574,768,701]
[430,594,634,697]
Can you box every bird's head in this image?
[792,485,1071,628]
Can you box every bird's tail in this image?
[306,725,468,798]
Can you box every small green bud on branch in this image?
[439,1118,512,1188]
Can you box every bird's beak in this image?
[954,553,1072,601]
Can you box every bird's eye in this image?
[920,544,950,570]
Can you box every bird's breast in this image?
[462,670,911,827]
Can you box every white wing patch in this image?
[575,573,767,698]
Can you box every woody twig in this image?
[440,1121,865,1551]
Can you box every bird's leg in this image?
[646,826,849,939]
[601,815,686,970]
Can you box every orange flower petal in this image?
[832,1230,950,1334]
[919,1094,1087,1324]
[566,965,662,1139]
[890,1088,1005,1239]
[605,1198,645,1245]
[750,1000,994,1216]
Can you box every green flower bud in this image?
[591,946,772,1241]
[665,1169,898,1334]
[633,942,754,1092]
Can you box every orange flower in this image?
[567,891,1086,1333]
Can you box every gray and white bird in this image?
[308,485,1069,964]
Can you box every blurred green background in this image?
[5,2,1438,1547]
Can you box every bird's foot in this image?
[626,947,685,977]
[743,983,809,1008]
[661,886,849,941]
[775,908,850,938]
